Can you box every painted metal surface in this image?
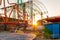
[45,23,60,38]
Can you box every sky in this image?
[40,0,60,17]
[0,0,60,17]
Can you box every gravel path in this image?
[0,32,36,40]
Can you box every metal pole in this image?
[3,0,7,31]
[17,0,23,10]
[30,0,33,19]
[3,0,7,23]
[17,0,19,4]
[23,3,26,22]
[0,0,2,5]
[28,0,33,24]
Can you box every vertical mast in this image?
[0,0,2,5]
[29,0,33,23]
[30,0,33,20]
[3,0,7,23]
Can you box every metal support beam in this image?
[3,0,8,23]
[0,0,2,5]
[30,0,33,22]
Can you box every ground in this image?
[0,31,36,40]
[0,31,59,40]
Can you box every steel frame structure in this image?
[0,0,48,25]
[0,0,22,25]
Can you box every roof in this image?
[45,16,60,22]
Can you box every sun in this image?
[33,15,41,25]
[33,20,37,25]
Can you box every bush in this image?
[44,27,53,38]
